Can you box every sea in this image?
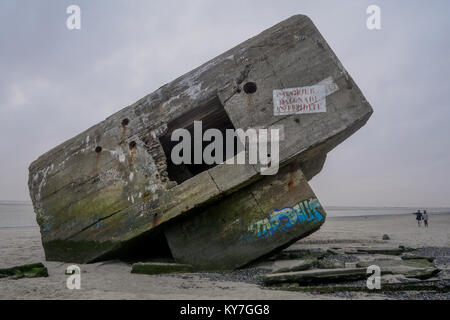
[1,201,449,229]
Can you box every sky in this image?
[0,0,449,207]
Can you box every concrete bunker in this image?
[28,15,373,269]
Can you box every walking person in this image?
[423,210,429,228]
[415,210,422,227]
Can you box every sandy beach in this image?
[1,213,448,300]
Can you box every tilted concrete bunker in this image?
[28,15,373,270]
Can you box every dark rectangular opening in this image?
[159,97,238,184]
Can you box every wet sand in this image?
[0,213,448,300]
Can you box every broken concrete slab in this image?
[344,262,358,269]
[262,268,368,286]
[316,258,346,269]
[326,248,341,255]
[0,263,49,280]
[390,266,441,280]
[274,279,450,294]
[131,262,195,275]
[401,254,435,263]
[255,258,317,273]
[399,245,415,252]
[356,259,441,280]
[381,274,423,284]
[343,249,361,255]
[274,259,318,273]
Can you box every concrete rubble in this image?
[253,245,446,292]
[0,263,49,280]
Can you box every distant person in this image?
[415,210,422,227]
[423,210,429,228]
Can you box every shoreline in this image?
[327,212,450,220]
[1,211,449,230]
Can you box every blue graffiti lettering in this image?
[241,197,325,242]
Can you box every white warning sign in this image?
[273,85,327,116]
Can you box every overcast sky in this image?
[0,0,449,207]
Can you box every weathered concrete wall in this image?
[165,160,326,270]
[28,14,373,264]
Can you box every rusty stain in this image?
[95,152,101,174]
[129,150,136,165]
[288,170,295,191]
[152,213,161,227]
[181,206,190,214]
[129,142,137,165]
[145,132,153,145]
[247,94,254,107]
[151,141,159,148]
[143,192,152,202]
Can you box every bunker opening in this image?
[160,96,238,184]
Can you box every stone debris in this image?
[277,279,449,294]
[134,244,448,297]
[356,258,440,280]
[257,246,444,291]
[0,263,49,280]
[261,268,368,286]
[316,258,346,269]
[273,248,330,261]
[401,254,435,263]
[254,259,318,273]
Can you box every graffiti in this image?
[241,197,324,242]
